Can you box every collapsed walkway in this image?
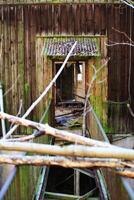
[37,102,107,200]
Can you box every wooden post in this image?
[74,169,80,196]
[0,83,6,136]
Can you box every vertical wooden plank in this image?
[3,7,8,115]
[80,4,86,34]
[0,6,3,84]
[107,4,115,133]
[10,6,15,116]
[68,4,75,34]
[30,5,36,121]
[53,4,61,34]
[114,5,122,133]
[74,4,80,34]
[61,4,68,34]
[100,4,106,35]
[119,5,127,133]
[35,37,44,120]
[47,4,53,34]
[94,4,101,34]
[86,4,94,34]
[24,5,31,117]
[17,6,24,114]
[40,4,48,34]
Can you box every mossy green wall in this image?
[3,101,52,200]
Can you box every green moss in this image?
[24,83,30,95]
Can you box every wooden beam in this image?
[0,1,123,6]
[1,140,134,161]
[0,155,134,178]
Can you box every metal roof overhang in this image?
[42,36,100,58]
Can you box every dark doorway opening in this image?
[54,61,85,105]
[55,63,74,103]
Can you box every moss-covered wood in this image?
[87,37,108,133]
[0,0,126,5]
[2,101,52,200]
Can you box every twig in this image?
[3,74,20,97]
[105,27,134,47]
[16,99,23,117]
[120,0,134,9]
[9,99,23,129]
[105,41,134,47]
[96,78,107,84]
[112,27,134,44]
[3,42,77,139]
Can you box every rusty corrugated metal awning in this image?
[42,36,100,57]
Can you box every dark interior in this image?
[46,166,97,196]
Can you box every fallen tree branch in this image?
[0,154,133,169]
[0,111,119,148]
[115,169,134,178]
[3,41,77,139]
[0,154,134,178]
[1,141,134,161]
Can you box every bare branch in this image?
[9,99,23,129]
[0,154,133,170]
[3,74,21,97]
[1,141,134,160]
[112,27,134,44]
[105,27,134,47]
[106,41,134,47]
[0,111,117,148]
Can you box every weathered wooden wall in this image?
[0,4,133,134]
[0,101,52,200]
[88,55,108,134]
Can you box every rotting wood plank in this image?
[80,4,86,35]
[17,6,24,114]
[24,5,31,120]
[10,6,15,117]
[30,5,36,121]
[74,4,80,35]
